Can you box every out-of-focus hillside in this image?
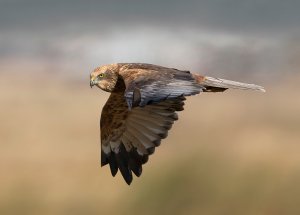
[0,73,300,215]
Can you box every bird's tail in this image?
[193,74,266,92]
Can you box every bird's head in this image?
[90,64,119,92]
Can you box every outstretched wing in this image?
[100,91,185,184]
[119,63,203,108]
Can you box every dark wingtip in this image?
[115,144,134,185]
[158,133,168,139]
[153,139,162,146]
[103,143,150,184]
[106,152,118,176]
[147,147,155,155]
[101,150,109,166]
[142,154,149,164]
[129,150,143,177]
[124,174,133,185]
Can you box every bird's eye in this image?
[99,73,104,78]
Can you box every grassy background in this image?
[0,73,300,215]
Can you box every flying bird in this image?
[90,63,265,185]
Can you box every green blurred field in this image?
[0,73,300,215]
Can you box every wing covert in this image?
[119,63,203,108]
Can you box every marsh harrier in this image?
[90,63,265,184]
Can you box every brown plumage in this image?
[90,63,265,185]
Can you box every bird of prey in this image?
[90,63,265,185]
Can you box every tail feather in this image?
[193,74,265,92]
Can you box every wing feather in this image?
[125,123,156,149]
[100,90,185,184]
[119,63,203,108]
[122,132,148,155]
[127,118,166,140]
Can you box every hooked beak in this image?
[90,79,97,88]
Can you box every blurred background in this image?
[1,0,300,214]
